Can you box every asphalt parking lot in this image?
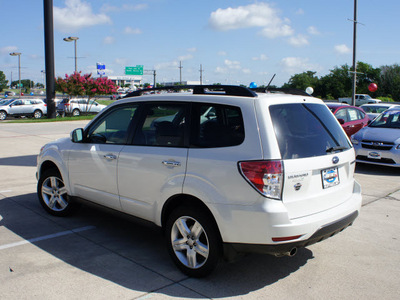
[0,121,399,299]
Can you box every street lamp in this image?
[9,52,22,96]
[63,36,79,73]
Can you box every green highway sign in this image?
[125,65,143,75]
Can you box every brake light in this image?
[65,103,70,106]
[239,160,283,199]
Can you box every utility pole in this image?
[351,0,358,106]
[179,61,183,84]
[199,64,203,85]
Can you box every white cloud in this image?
[0,46,18,54]
[259,24,293,38]
[242,68,251,74]
[124,27,142,35]
[209,3,293,39]
[155,61,179,70]
[281,57,320,74]
[334,44,351,54]
[288,34,309,47]
[252,54,269,61]
[187,47,197,53]
[307,26,320,35]
[218,51,227,56]
[103,36,115,44]
[178,54,193,61]
[54,0,112,33]
[224,59,241,69]
[295,8,304,15]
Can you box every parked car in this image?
[360,103,400,121]
[351,108,400,167]
[4,91,16,97]
[0,98,47,120]
[110,92,127,100]
[326,103,369,137]
[338,94,381,106]
[57,98,106,116]
[36,85,362,277]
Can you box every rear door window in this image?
[270,103,351,159]
[190,103,244,148]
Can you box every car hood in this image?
[354,127,400,143]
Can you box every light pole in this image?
[9,52,21,96]
[63,36,79,72]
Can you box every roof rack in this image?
[251,87,311,96]
[125,85,257,98]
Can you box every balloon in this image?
[368,83,378,92]
[30,92,34,95]
[249,82,257,88]
[306,87,314,95]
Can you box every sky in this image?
[1,0,400,87]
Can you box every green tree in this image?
[282,71,319,91]
[379,64,400,101]
[0,71,8,92]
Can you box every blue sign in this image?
[97,63,106,75]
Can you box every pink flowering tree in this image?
[56,72,117,113]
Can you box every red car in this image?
[326,103,369,137]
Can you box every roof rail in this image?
[125,85,257,98]
[251,87,311,96]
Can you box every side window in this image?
[335,108,349,122]
[133,103,186,147]
[348,108,360,121]
[191,103,244,148]
[87,105,138,144]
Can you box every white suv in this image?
[36,85,362,277]
[0,98,47,120]
[57,98,106,116]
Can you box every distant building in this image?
[106,75,142,87]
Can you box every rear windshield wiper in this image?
[326,146,348,153]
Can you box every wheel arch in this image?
[161,194,222,239]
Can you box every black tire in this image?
[33,110,43,119]
[165,205,222,277]
[72,109,80,117]
[0,111,7,120]
[37,169,79,216]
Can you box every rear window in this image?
[270,103,351,159]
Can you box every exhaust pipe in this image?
[275,247,297,257]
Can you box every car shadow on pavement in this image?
[355,163,400,176]
[1,192,313,298]
[0,155,37,167]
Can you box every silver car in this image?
[0,98,47,120]
[360,103,400,121]
[351,108,400,167]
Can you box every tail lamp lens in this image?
[239,160,283,199]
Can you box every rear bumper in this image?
[225,210,358,256]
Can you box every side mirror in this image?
[337,118,345,125]
[71,128,84,143]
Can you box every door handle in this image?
[104,154,117,160]
[162,160,181,167]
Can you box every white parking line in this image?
[0,190,12,194]
[0,225,96,251]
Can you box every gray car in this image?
[351,108,400,167]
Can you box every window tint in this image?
[133,103,186,147]
[191,103,244,148]
[87,105,138,144]
[270,103,351,159]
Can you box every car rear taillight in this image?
[238,160,283,200]
[65,103,70,106]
